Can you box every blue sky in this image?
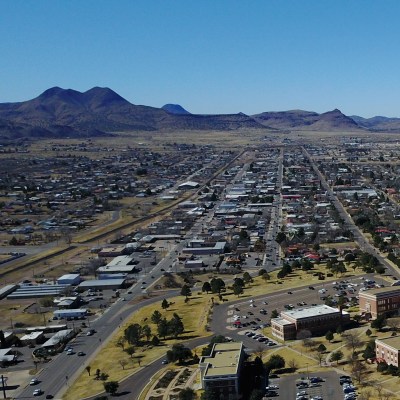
[1,1,400,117]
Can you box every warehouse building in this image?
[78,278,125,291]
[57,274,81,286]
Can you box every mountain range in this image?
[0,87,399,139]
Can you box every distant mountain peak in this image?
[162,104,191,115]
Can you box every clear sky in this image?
[1,0,400,117]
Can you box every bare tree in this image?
[387,318,400,333]
[344,332,363,354]
[288,359,298,370]
[254,345,265,360]
[119,359,128,370]
[352,360,368,384]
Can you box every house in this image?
[359,287,400,319]
[199,342,245,400]
[271,304,350,341]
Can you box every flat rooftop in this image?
[202,342,243,377]
[377,335,400,349]
[282,304,343,320]
[359,286,400,298]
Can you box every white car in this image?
[30,378,39,385]
[33,389,43,396]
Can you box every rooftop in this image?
[201,342,243,377]
[376,335,400,350]
[359,286,400,298]
[282,304,343,320]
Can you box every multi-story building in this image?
[359,287,400,320]
[199,342,245,400]
[375,336,400,367]
[272,305,350,341]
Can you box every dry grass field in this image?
[63,292,213,400]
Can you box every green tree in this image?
[210,278,225,294]
[362,340,376,360]
[142,325,152,341]
[124,323,143,346]
[180,284,192,300]
[200,388,219,400]
[161,299,169,310]
[202,281,211,293]
[265,354,285,371]
[157,318,169,339]
[168,313,184,338]
[201,336,229,356]
[317,344,327,353]
[166,343,192,364]
[325,331,334,343]
[330,350,344,365]
[365,328,372,337]
[232,282,243,297]
[371,315,386,331]
[125,346,135,358]
[151,310,162,325]
[243,272,253,285]
[151,335,160,346]
[275,232,286,244]
[178,388,196,400]
[103,381,119,396]
[271,309,279,318]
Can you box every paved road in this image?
[302,146,399,277]
[15,267,179,400]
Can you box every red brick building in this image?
[359,287,400,320]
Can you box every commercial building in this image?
[20,331,45,346]
[40,329,74,352]
[78,278,125,291]
[199,342,244,400]
[57,274,81,286]
[271,305,350,341]
[375,336,400,367]
[53,309,87,319]
[359,287,400,320]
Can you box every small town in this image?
[0,132,399,400]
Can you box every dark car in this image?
[287,291,293,294]
[308,286,315,290]
[78,351,86,356]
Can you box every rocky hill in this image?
[0,87,398,139]
[161,104,191,115]
[0,87,267,138]
[253,109,360,131]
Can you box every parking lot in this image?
[269,371,345,400]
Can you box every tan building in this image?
[359,287,400,320]
[375,336,400,367]
[199,342,245,400]
[272,305,350,341]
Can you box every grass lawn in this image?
[63,293,213,400]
